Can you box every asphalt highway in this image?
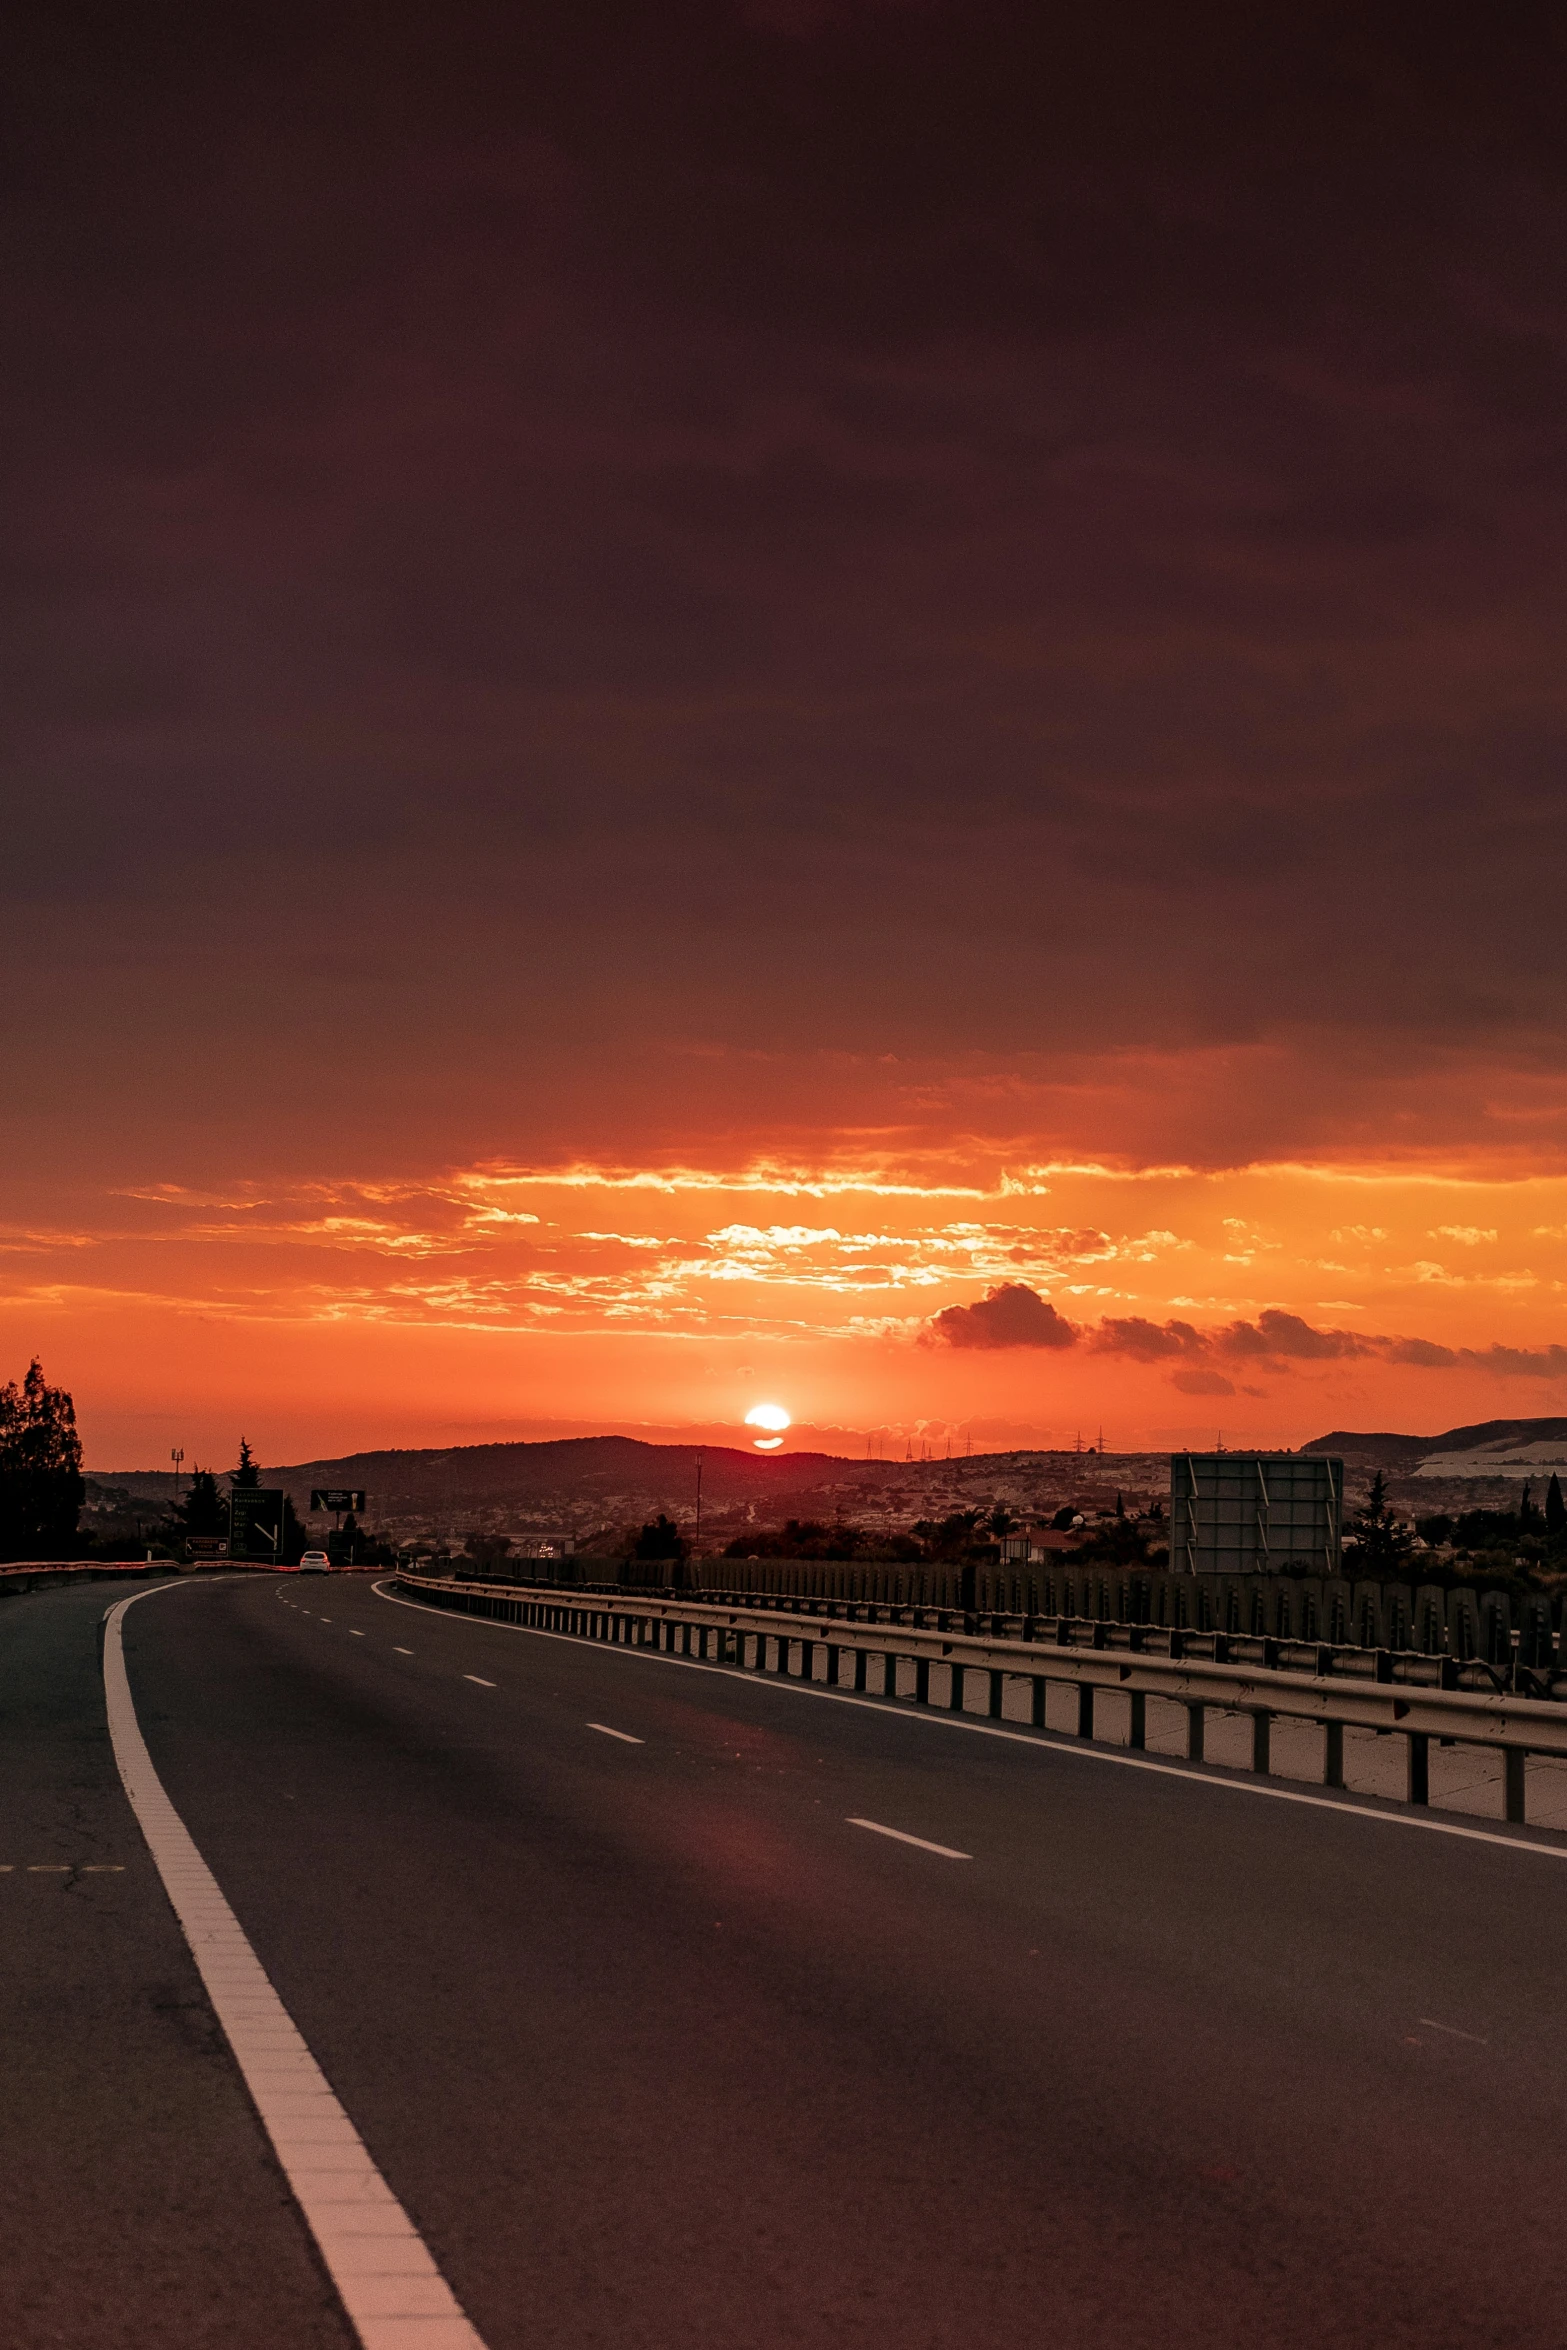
[8,1569,1567,2348]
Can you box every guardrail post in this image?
[1077,1683,1094,1739]
[1407,1732,1430,1805]
[1324,1720,1344,1787]
[1505,1746,1527,1825]
[775,1635,791,1676]
[915,1657,931,1705]
[1031,1677,1046,1728]
[854,1648,868,1692]
[801,1637,815,1683]
[1251,1711,1271,1774]
[1128,1691,1146,1750]
[988,1669,1004,1720]
[948,1662,965,1713]
[882,1652,897,1699]
[1186,1703,1205,1761]
[826,1642,840,1686]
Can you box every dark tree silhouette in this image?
[175,1468,227,1538]
[633,1513,689,1562]
[232,1439,260,1490]
[1349,1470,1412,1570]
[1548,1475,1566,1539]
[0,1359,85,1560]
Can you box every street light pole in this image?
[694,1449,704,1574]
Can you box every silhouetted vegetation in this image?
[634,1513,690,1563]
[724,1518,925,1564]
[1069,1515,1162,1568]
[174,1469,227,1539]
[1347,1470,1414,1573]
[0,1360,84,1560]
[1404,1475,1567,1593]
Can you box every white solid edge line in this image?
[105,1585,489,2350]
[368,1581,1567,1865]
[848,1816,971,1860]
[587,1722,644,1744]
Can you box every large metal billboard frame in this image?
[1170,1453,1342,1575]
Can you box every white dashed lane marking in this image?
[587,1723,644,1744]
[464,1675,496,1688]
[393,1647,414,1656]
[847,1818,973,1861]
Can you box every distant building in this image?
[999,1527,1078,1565]
[1170,1453,1342,1575]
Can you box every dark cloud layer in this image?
[6,6,1567,1168]
[928,1282,1077,1350]
[929,1283,1567,1384]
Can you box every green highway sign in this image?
[230,1487,286,1562]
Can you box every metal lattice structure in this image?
[1170,1453,1342,1575]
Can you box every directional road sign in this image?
[230,1488,287,1563]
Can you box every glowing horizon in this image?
[8,1145,1566,1469]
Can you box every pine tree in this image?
[175,1468,227,1538]
[232,1439,260,1490]
[0,1360,85,1560]
[1350,1469,1412,1571]
[1547,1474,1566,1540]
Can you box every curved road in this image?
[5,1569,1566,2347]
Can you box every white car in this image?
[297,1549,331,1574]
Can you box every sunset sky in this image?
[8,5,1567,1466]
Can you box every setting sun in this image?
[745,1402,791,1449]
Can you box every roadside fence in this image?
[393,1571,1567,1829]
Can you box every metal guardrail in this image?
[392,1573,1567,1827]
[0,1561,178,1595]
[409,1567,1567,1696]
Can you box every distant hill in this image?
[89,1433,1173,1545]
[1415,1417,1567,1455]
[1306,1418,1567,1470]
[266,1436,890,1515]
[1303,1430,1431,1469]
